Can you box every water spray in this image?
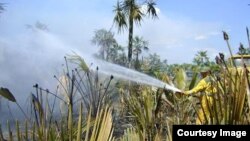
[163,84,182,93]
[89,57,183,93]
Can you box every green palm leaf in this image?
[147,1,158,18]
[113,1,127,32]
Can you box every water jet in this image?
[90,57,182,93]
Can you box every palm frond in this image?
[113,1,128,33]
[132,4,143,25]
[146,1,158,19]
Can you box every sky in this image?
[0,0,250,109]
[1,0,250,62]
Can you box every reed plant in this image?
[0,55,115,141]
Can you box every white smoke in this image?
[0,29,89,109]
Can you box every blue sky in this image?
[1,0,250,63]
[0,0,250,103]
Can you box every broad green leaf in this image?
[189,72,198,90]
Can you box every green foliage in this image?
[132,36,149,70]
[141,53,168,76]
[193,50,210,66]
[188,72,198,90]
[113,0,158,62]
[173,68,186,90]
[92,29,117,60]
[120,86,169,141]
[1,28,250,140]
[1,53,249,141]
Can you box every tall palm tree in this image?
[113,0,158,65]
[132,36,148,69]
[92,29,117,60]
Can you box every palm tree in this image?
[144,53,162,75]
[109,43,124,63]
[92,29,117,60]
[132,36,148,69]
[116,52,127,66]
[113,0,158,65]
[193,50,210,66]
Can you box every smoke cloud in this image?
[0,29,94,119]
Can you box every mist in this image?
[0,29,96,120]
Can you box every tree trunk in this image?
[128,2,134,65]
[135,52,140,70]
[128,20,133,63]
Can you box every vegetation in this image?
[113,0,158,65]
[1,1,250,141]
[193,50,210,67]
[92,29,117,60]
[1,41,250,140]
[0,56,115,141]
[132,36,149,70]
